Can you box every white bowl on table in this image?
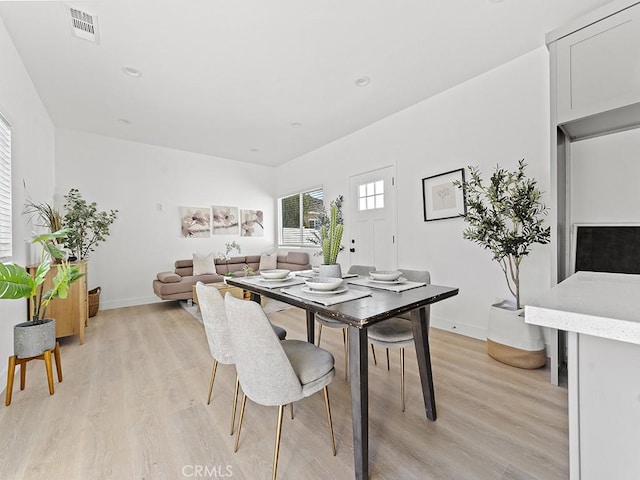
[304,277,343,291]
[260,269,291,280]
[369,270,402,281]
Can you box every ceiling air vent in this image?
[68,5,99,44]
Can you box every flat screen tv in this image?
[573,224,640,275]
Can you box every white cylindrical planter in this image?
[487,301,546,369]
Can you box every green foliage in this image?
[0,230,84,321]
[319,197,344,265]
[455,160,551,309]
[63,188,118,260]
[23,197,64,233]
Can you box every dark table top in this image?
[226,276,459,328]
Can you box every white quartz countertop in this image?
[525,271,640,345]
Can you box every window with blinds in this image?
[0,114,11,259]
[279,187,324,246]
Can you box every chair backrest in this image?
[196,282,234,365]
[398,269,431,323]
[224,294,303,406]
[348,265,376,276]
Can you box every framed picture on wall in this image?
[212,205,240,235]
[240,209,264,237]
[179,206,211,238]
[422,168,466,221]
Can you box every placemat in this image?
[233,275,305,289]
[280,285,371,306]
[295,270,358,279]
[347,277,426,293]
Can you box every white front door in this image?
[348,166,397,271]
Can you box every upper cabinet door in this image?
[556,3,640,124]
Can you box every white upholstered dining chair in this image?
[196,281,286,435]
[224,294,337,480]
[367,269,431,412]
[315,264,376,379]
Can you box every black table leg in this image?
[306,310,315,344]
[348,325,369,480]
[411,306,437,421]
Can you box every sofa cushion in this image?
[259,253,278,270]
[175,259,193,268]
[193,252,217,275]
[157,272,181,283]
[285,251,310,266]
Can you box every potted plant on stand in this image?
[317,196,344,278]
[0,230,84,359]
[456,160,551,368]
[62,188,118,317]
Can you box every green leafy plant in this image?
[0,230,84,322]
[455,160,551,309]
[63,188,118,260]
[23,198,64,233]
[319,196,344,265]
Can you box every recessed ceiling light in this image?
[118,118,132,125]
[122,66,142,77]
[290,122,302,128]
[355,76,371,87]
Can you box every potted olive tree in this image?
[456,160,551,368]
[62,188,118,316]
[0,230,84,358]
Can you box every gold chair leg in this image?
[323,386,337,456]
[230,375,240,435]
[386,348,390,371]
[290,402,294,420]
[207,360,218,405]
[234,393,248,453]
[272,405,285,480]
[371,344,377,365]
[401,348,405,412]
[316,323,323,346]
[342,328,348,380]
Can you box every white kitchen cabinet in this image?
[555,2,640,127]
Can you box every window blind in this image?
[0,114,12,259]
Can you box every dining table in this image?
[226,273,459,480]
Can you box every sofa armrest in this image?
[157,271,182,283]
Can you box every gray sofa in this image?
[153,251,311,301]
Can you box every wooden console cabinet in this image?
[27,261,88,344]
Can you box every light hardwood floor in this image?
[0,302,568,480]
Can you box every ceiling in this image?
[0,0,613,166]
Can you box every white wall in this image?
[55,129,277,309]
[0,17,56,386]
[571,128,640,223]
[276,47,553,340]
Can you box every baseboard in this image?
[100,296,162,310]
[430,314,486,341]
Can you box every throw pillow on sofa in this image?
[193,252,217,275]
[259,252,277,270]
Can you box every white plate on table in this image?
[301,285,348,295]
[260,274,294,282]
[368,277,407,284]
